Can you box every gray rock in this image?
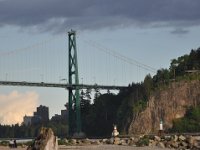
[113,137,121,145]
[82,138,91,145]
[132,137,140,143]
[64,138,68,144]
[173,135,178,142]
[70,139,77,145]
[171,141,179,148]
[165,141,172,148]
[193,140,200,149]
[157,142,165,148]
[154,136,161,141]
[91,140,101,145]
[107,138,114,144]
[179,135,186,141]
[76,140,82,145]
[120,139,128,146]
[101,139,108,144]
[164,135,172,141]
[130,137,135,141]
[187,136,195,146]
[128,139,135,146]
[194,136,200,141]
[148,140,157,147]
[180,141,188,147]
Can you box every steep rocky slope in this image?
[128,80,200,134]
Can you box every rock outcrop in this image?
[27,127,58,150]
[128,80,200,134]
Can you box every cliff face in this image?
[128,80,200,134]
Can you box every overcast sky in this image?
[0,0,200,33]
[0,0,200,124]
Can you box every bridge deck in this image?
[0,81,126,90]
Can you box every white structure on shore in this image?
[112,125,119,137]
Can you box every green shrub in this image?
[24,140,34,146]
[136,136,149,147]
[170,106,200,133]
[58,139,68,145]
[0,141,9,146]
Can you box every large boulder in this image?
[27,127,58,150]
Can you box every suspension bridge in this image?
[0,30,156,136]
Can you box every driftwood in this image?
[27,127,58,150]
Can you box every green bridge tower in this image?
[68,30,81,136]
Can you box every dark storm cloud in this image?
[171,28,189,35]
[0,0,200,32]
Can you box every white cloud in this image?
[0,91,39,125]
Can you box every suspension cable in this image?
[80,38,157,73]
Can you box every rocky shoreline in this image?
[62,134,200,149]
[1,134,200,149]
